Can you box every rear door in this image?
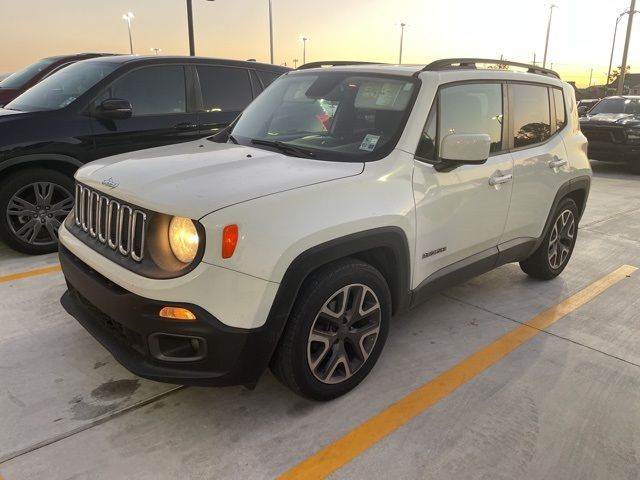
[195,65,254,136]
[501,83,570,242]
[90,64,201,159]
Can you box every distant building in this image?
[629,84,640,95]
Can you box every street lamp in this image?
[542,4,557,68]
[617,0,637,95]
[300,36,309,65]
[186,0,214,56]
[122,12,134,55]
[398,22,407,64]
[186,0,275,63]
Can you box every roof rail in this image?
[419,58,560,79]
[297,61,386,70]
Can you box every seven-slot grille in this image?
[74,184,147,262]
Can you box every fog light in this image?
[159,306,196,321]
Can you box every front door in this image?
[412,82,513,288]
[89,65,201,160]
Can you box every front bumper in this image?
[586,141,640,163]
[59,245,280,386]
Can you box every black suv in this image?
[579,96,640,173]
[0,56,289,254]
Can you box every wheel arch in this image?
[263,226,412,361]
[0,154,82,181]
[535,175,591,251]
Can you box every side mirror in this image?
[97,98,132,119]
[439,133,491,165]
[577,105,589,117]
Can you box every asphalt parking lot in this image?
[1,161,639,480]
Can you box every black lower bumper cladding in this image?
[58,245,277,387]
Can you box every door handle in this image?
[488,173,513,186]
[549,157,567,169]
[174,122,197,130]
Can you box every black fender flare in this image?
[260,226,412,363]
[534,175,591,251]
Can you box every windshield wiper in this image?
[228,134,239,144]
[251,139,316,158]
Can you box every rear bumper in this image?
[59,245,279,387]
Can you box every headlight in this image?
[168,216,199,263]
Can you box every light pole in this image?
[617,0,637,95]
[300,36,308,65]
[293,58,298,68]
[186,0,216,56]
[122,12,134,54]
[268,0,274,64]
[606,10,631,96]
[186,0,274,62]
[398,22,407,64]
[542,4,557,68]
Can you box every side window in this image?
[439,83,504,153]
[109,66,186,116]
[256,70,282,89]
[416,107,436,160]
[196,66,253,113]
[511,84,551,148]
[552,88,566,132]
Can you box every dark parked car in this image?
[0,53,115,107]
[577,98,600,116]
[0,56,289,254]
[579,96,640,174]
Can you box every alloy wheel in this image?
[6,182,74,246]
[548,209,575,269]
[307,283,382,385]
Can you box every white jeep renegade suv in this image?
[59,59,591,400]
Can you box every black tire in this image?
[520,197,579,280]
[0,168,75,255]
[271,258,391,401]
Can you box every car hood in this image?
[580,113,640,127]
[76,139,365,219]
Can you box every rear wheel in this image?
[520,197,579,280]
[271,259,391,400]
[0,168,74,254]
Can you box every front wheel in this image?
[0,168,75,255]
[520,197,579,280]
[271,259,391,400]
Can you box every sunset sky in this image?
[1,0,638,87]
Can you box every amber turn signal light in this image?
[159,307,196,321]
[222,224,239,259]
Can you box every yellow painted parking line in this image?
[0,265,62,283]
[279,265,638,480]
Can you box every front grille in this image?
[581,126,626,144]
[74,184,146,262]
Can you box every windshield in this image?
[5,61,117,112]
[230,72,418,161]
[589,97,640,115]
[0,58,58,89]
